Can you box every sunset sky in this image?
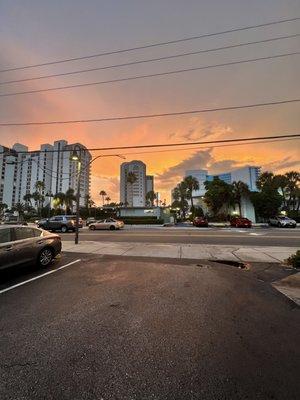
[0,0,299,204]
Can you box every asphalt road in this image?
[61,227,300,247]
[0,254,299,399]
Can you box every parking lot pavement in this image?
[1,254,300,400]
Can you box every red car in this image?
[230,217,252,228]
[193,217,209,227]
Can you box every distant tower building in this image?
[146,175,154,194]
[120,161,146,207]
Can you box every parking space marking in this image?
[0,259,81,295]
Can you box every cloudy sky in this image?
[0,0,299,204]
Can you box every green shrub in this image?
[287,211,300,223]
[286,250,300,269]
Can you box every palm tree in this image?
[99,190,107,206]
[232,181,250,217]
[146,190,157,207]
[23,193,33,207]
[285,171,300,210]
[126,172,137,207]
[65,188,76,213]
[0,202,8,217]
[105,196,111,205]
[53,192,66,212]
[85,194,95,216]
[183,175,200,211]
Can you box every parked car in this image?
[37,215,83,233]
[230,217,252,228]
[89,218,124,230]
[86,217,96,226]
[269,216,296,228]
[193,217,209,227]
[1,215,27,225]
[0,225,61,269]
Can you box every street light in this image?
[70,149,125,245]
[69,145,83,245]
[45,192,53,218]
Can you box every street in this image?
[61,226,300,247]
[0,254,299,399]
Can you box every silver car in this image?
[89,218,124,230]
[269,216,297,228]
[0,225,62,270]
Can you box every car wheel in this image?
[38,247,53,267]
[110,225,116,230]
[61,225,68,233]
[90,225,96,230]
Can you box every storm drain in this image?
[210,260,248,269]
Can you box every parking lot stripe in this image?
[0,259,81,295]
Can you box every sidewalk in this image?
[62,241,298,263]
[272,272,300,306]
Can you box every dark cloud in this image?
[156,149,213,189]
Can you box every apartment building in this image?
[120,160,148,207]
[0,140,91,209]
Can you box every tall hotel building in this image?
[0,140,91,209]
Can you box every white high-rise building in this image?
[120,161,147,207]
[0,140,91,209]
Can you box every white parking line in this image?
[0,259,81,295]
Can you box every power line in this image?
[0,99,298,127]
[113,137,300,156]
[1,33,299,86]
[1,16,299,73]
[1,51,298,97]
[1,134,299,154]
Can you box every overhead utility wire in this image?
[1,33,299,85]
[1,134,299,155]
[113,137,300,156]
[1,16,299,72]
[1,99,298,127]
[1,51,298,98]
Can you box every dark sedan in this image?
[0,226,61,270]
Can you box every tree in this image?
[204,178,234,216]
[256,172,276,191]
[105,196,111,204]
[250,189,282,220]
[146,190,157,207]
[85,195,95,216]
[0,202,8,217]
[273,174,289,209]
[126,172,137,207]
[232,181,250,217]
[65,188,76,213]
[53,192,66,211]
[285,171,300,211]
[32,181,45,216]
[12,202,25,216]
[99,190,107,206]
[183,175,200,210]
[23,193,33,207]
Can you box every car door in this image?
[96,220,105,229]
[0,228,15,269]
[12,227,42,266]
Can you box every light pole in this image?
[45,192,53,218]
[70,150,125,245]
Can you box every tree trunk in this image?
[238,201,242,217]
